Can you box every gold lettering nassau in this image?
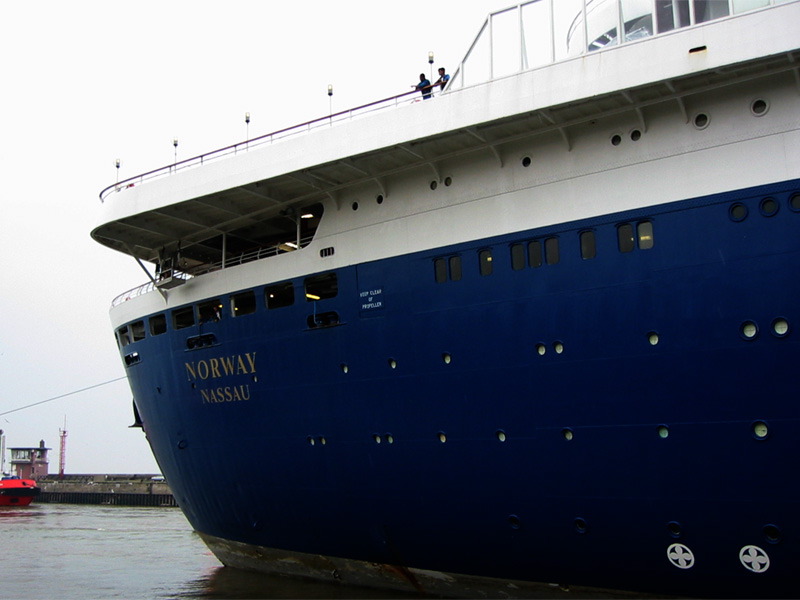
[184,352,257,405]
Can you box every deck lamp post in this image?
[115,158,121,184]
[245,112,250,148]
[173,138,178,167]
[328,84,333,123]
[428,51,434,85]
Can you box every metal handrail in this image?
[100,88,439,203]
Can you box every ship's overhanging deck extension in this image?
[91,1,800,277]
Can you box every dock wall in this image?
[36,474,176,507]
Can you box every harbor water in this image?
[0,503,424,599]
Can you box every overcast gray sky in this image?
[0,0,514,474]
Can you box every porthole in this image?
[442,353,452,364]
[351,201,359,211]
[729,203,748,222]
[508,515,522,530]
[438,432,447,443]
[444,176,452,186]
[790,193,800,212]
[430,180,438,190]
[759,197,779,217]
[771,318,789,338]
[630,129,642,141]
[753,421,769,440]
[740,321,758,340]
[536,343,546,356]
[562,428,574,441]
[693,113,710,129]
[340,363,349,373]
[386,434,394,444]
[553,341,564,354]
[376,194,384,204]
[373,434,382,444]
[522,156,532,167]
[763,524,781,544]
[319,436,327,445]
[648,332,660,346]
[611,134,622,146]
[307,436,316,446]
[750,98,769,117]
[657,425,670,439]
[496,430,507,442]
[574,518,588,534]
[388,358,398,369]
[667,521,682,538]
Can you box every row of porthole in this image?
[562,420,770,441]
[740,318,790,340]
[351,177,455,211]
[340,334,661,373]
[730,195,800,221]
[307,422,770,447]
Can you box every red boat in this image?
[0,476,40,506]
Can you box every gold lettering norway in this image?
[184,352,257,405]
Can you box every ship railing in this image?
[110,235,315,307]
[100,89,438,203]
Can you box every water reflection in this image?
[181,566,431,599]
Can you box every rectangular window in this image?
[198,299,222,322]
[510,244,525,271]
[580,231,596,260]
[231,291,256,316]
[528,241,542,268]
[637,221,654,250]
[434,258,447,283]
[172,306,195,330]
[479,249,493,276]
[130,320,146,342]
[117,326,131,347]
[545,237,560,265]
[617,223,635,253]
[449,256,462,281]
[266,281,294,309]
[149,314,167,336]
[305,272,338,301]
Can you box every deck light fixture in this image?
[245,112,250,148]
[428,51,434,82]
[115,158,121,184]
[173,138,178,166]
[328,84,333,121]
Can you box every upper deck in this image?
[92,0,800,284]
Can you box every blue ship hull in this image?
[121,179,800,597]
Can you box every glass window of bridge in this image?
[449,256,462,281]
[434,258,447,283]
[580,231,597,260]
[172,306,194,330]
[130,320,146,342]
[149,314,167,336]
[637,221,654,249]
[528,240,543,268]
[511,243,525,271]
[305,272,338,301]
[117,326,131,347]
[479,249,493,276]
[266,281,294,309]
[198,299,223,323]
[618,223,635,253]
[231,291,256,317]
[545,237,560,265]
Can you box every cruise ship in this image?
[93,1,800,597]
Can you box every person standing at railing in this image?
[413,73,432,99]
[434,67,450,91]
